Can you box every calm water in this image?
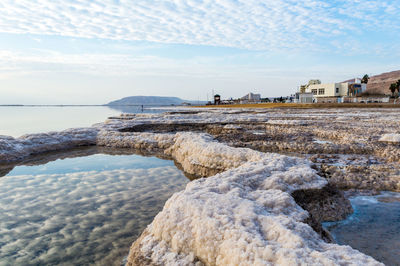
[323,192,400,265]
[0,147,189,265]
[0,105,165,137]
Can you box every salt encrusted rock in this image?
[127,132,379,265]
[292,184,353,242]
[379,133,400,143]
[0,127,98,163]
[97,131,176,151]
[165,133,265,177]
[127,159,380,265]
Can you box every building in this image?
[305,82,348,98]
[240,93,261,104]
[303,78,366,101]
[214,94,221,105]
[295,92,313,103]
[343,78,367,96]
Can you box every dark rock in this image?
[292,184,353,242]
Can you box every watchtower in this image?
[214,94,221,105]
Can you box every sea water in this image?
[0,105,164,137]
[0,147,189,265]
[323,192,400,265]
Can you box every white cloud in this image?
[0,0,398,51]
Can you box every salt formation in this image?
[165,133,264,176]
[97,131,175,151]
[265,119,307,125]
[0,128,98,163]
[379,133,400,143]
[127,140,379,265]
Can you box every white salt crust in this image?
[379,133,400,143]
[128,133,381,265]
[0,128,98,163]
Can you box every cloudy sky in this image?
[0,0,399,104]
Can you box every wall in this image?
[306,83,336,97]
[337,83,349,96]
[305,83,349,97]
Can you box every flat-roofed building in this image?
[304,78,366,100]
[305,82,349,98]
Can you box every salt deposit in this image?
[379,133,400,143]
[0,127,98,163]
[127,159,379,265]
[97,131,176,151]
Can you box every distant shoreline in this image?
[194,103,400,109]
[0,104,185,107]
[0,104,103,107]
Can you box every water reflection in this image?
[0,147,189,265]
[323,192,400,265]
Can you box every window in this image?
[318,88,325,95]
[336,88,339,93]
[311,89,318,95]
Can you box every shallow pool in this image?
[0,148,189,265]
[323,192,400,265]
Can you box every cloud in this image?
[0,0,399,51]
[0,48,258,79]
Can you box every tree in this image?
[397,79,400,93]
[389,83,397,97]
[361,74,369,84]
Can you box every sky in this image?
[0,0,399,104]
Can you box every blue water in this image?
[8,153,172,176]
[323,192,400,265]
[0,150,188,265]
[0,105,166,137]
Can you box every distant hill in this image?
[366,70,400,95]
[107,96,204,106]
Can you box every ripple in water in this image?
[323,192,400,265]
[0,151,189,265]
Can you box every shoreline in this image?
[193,102,400,109]
[2,107,399,264]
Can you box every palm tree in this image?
[389,83,397,97]
[397,79,400,94]
[361,74,369,84]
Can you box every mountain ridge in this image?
[366,70,400,95]
[106,96,204,106]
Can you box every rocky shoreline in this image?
[2,107,399,265]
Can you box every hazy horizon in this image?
[1,1,399,105]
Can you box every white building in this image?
[295,92,313,103]
[240,93,261,104]
[304,78,366,99]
